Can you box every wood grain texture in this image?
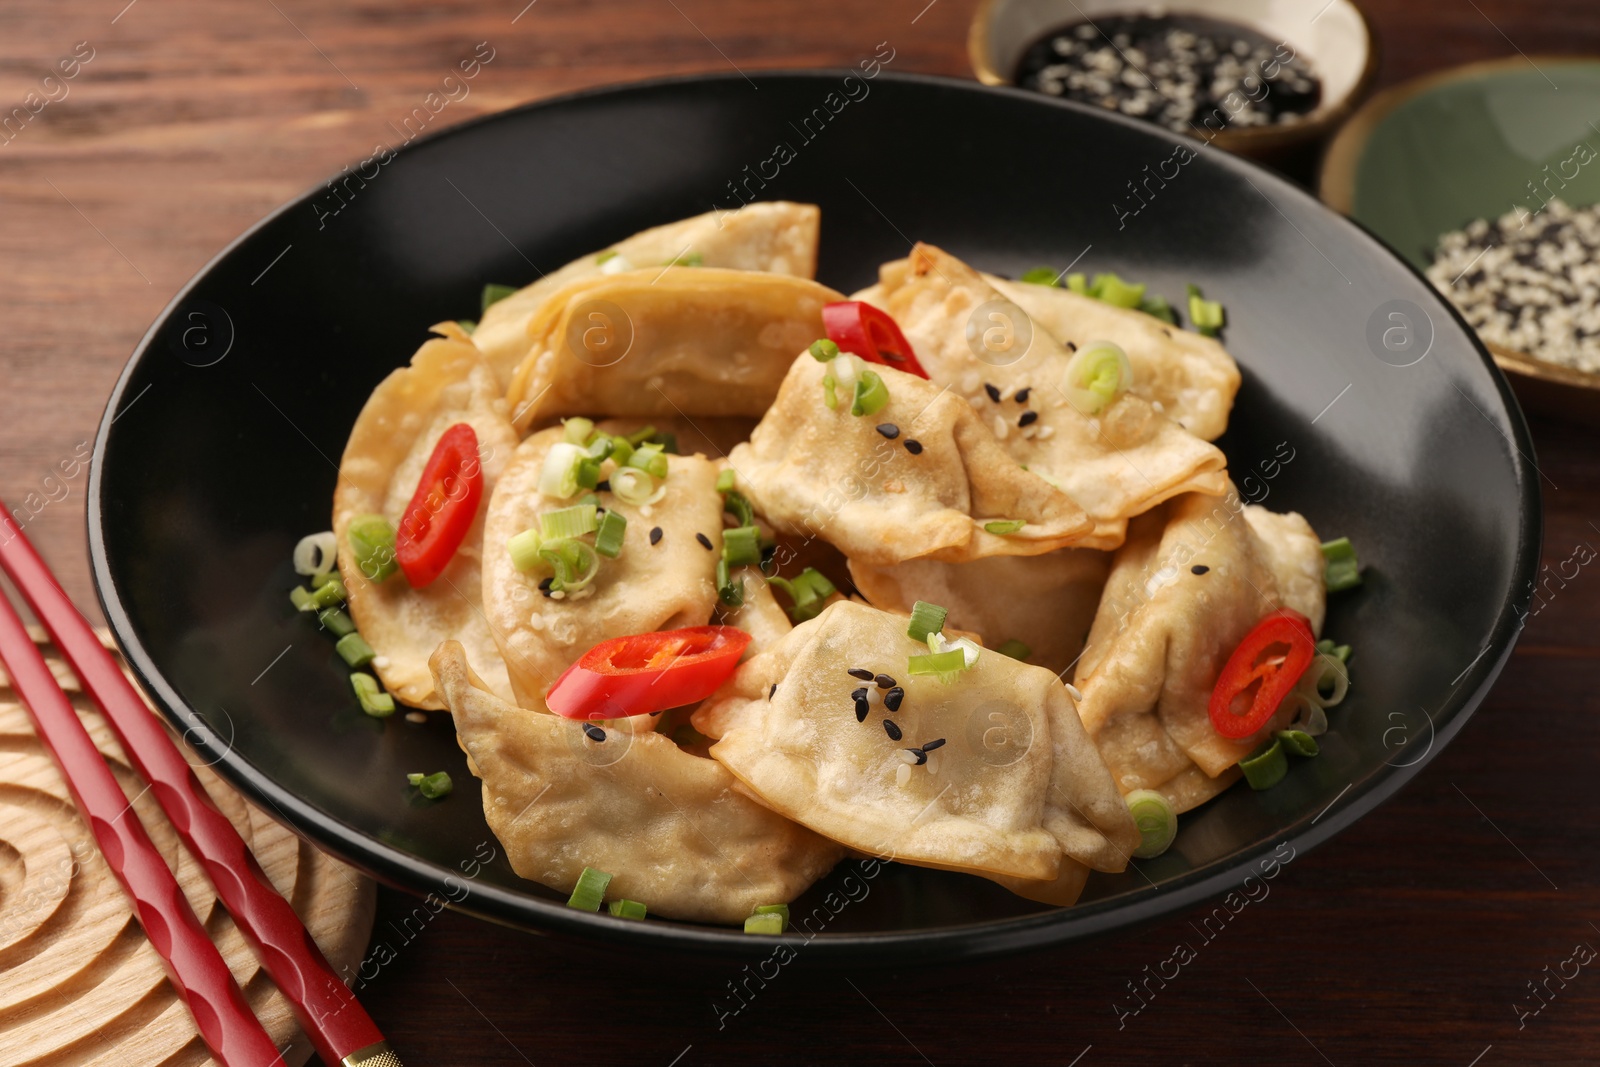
[0,630,374,1066]
[2,0,1599,1064]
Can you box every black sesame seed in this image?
[875,673,896,690]
[904,439,923,455]
[883,719,903,741]
[847,667,875,681]
[1018,410,1039,428]
[851,686,869,702]
[876,423,901,439]
[855,697,870,723]
[649,526,663,545]
[885,686,904,712]
[1191,565,1210,575]
[921,737,947,752]
[984,383,1002,402]
[582,723,606,742]
[1066,341,1077,352]
[768,683,777,701]
[695,532,713,550]
[596,480,611,492]
[907,747,928,765]
[539,577,554,598]
[1015,386,1032,404]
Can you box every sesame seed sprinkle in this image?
[900,748,928,766]
[847,667,875,680]
[904,439,923,455]
[855,696,870,723]
[1018,410,1039,428]
[921,738,947,752]
[884,686,904,712]
[851,686,868,702]
[1015,386,1032,403]
[883,719,903,741]
[768,683,777,700]
[695,532,713,550]
[984,383,1002,402]
[876,423,901,439]
[650,526,663,545]
[875,673,896,690]
[582,723,606,742]
[597,479,611,492]
[1191,564,1209,575]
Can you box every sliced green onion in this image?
[1288,697,1329,737]
[481,283,517,313]
[625,425,659,446]
[932,633,983,668]
[1275,729,1320,757]
[611,467,665,507]
[1065,272,1088,294]
[1320,537,1361,592]
[722,490,755,527]
[608,435,635,466]
[586,435,614,461]
[752,903,789,931]
[293,531,338,577]
[1125,788,1177,859]
[1091,272,1145,309]
[593,510,627,558]
[995,639,1032,661]
[983,519,1025,535]
[1020,266,1061,287]
[608,899,648,920]
[1062,340,1133,416]
[906,600,948,643]
[809,338,840,362]
[716,468,736,493]
[1315,638,1352,664]
[596,250,618,264]
[347,515,398,582]
[717,556,745,607]
[1187,283,1225,337]
[1139,293,1177,325]
[541,504,599,541]
[508,528,543,573]
[907,649,969,682]
[722,525,762,567]
[744,912,784,935]
[822,374,839,410]
[289,586,315,612]
[850,369,890,417]
[1308,654,1349,708]
[626,444,669,480]
[457,319,477,334]
[538,441,588,499]
[664,251,703,267]
[293,575,347,613]
[1239,738,1288,790]
[652,431,679,455]
[406,770,452,799]
[318,607,356,637]
[562,417,595,445]
[768,567,836,623]
[336,633,376,668]
[350,672,394,717]
[566,866,612,911]
[540,538,600,592]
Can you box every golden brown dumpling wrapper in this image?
[1073,487,1326,813]
[848,549,1110,678]
[505,268,843,432]
[482,426,725,708]
[334,323,518,709]
[983,275,1241,442]
[693,601,1139,884]
[475,202,821,389]
[871,245,1229,550]
[431,641,842,923]
[727,353,1092,566]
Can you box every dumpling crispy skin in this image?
[727,353,1092,566]
[334,322,518,709]
[474,202,821,389]
[1072,486,1327,813]
[848,548,1111,678]
[871,244,1229,550]
[505,268,843,432]
[984,274,1241,442]
[481,426,725,709]
[431,641,843,923]
[693,601,1139,887]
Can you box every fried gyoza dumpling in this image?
[334,323,518,709]
[432,641,842,922]
[726,353,1092,566]
[481,425,726,709]
[983,275,1241,442]
[1072,486,1326,813]
[693,601,1139,890]
[474,202,821,389]
[848,549,1111,678]
[505,268,843,432]
[870,245,1229,550]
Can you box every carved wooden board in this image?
[0,629,375,1066]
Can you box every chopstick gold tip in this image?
[343,1041,403,1066]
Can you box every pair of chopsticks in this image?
[0,505,401,1067]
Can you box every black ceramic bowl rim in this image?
[88,69,1541,963]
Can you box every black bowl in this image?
[90,71,1540,962]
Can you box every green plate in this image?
[1323,57,1600,271]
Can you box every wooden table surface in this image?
[5,1,1599,1063]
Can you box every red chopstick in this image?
[0,508,399,1067]
[0,578,285,1065]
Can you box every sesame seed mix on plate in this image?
[1426,198,1600,373]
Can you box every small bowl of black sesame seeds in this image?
[969,0,1375,161]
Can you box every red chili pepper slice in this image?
[1208,608,1316,740]
[545,625,752,720]
[822,301,929,379]
[394,423,483,588]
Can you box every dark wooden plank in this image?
[3,1,1597,1064]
